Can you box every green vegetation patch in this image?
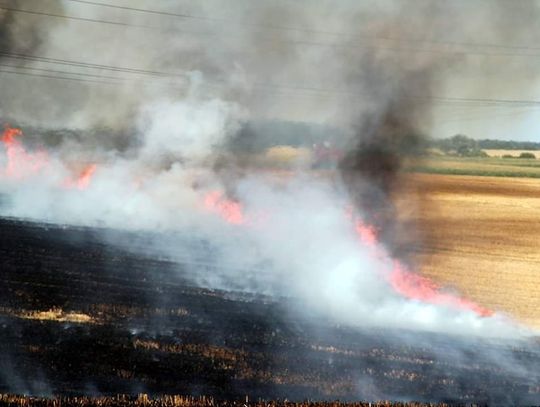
[408,165,540,178]
[406,155,540,178]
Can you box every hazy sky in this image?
[2,0,540,141]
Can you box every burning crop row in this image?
[202,186,491,318]
[1,126,97,190]
[0,124,493,320]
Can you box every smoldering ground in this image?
[0,0,540,402]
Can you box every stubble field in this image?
[408,156,540,178]
[405,173,540,328]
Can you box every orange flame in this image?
[0,128,488,319]
[390,261,493,317]
[204,191,245,224]
[1,125,48,178]
[2,126,22,144]
[74,164,97,190]
[354,219,492,317]
[1,125,97,190]
[199,189,493,317]
[354,221,377,247]
[62,163,97,190]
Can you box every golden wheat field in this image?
[484,149,540,158]
[403,174,540,328]
[409,156,540,178]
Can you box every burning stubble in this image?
[0,0,537,335]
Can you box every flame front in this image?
[204,191,245,225]
[354,220,492,317]
[203,188,492,318]
[1,125,97,190]
[1,125,48,178]
[0,125,493,318]
[76,164,97,190]
[63,163,98,190]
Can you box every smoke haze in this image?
[0,0,539,401]
[1,0,538,329]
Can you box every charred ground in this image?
[0,217,539,403]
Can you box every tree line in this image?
[430,134,540,157]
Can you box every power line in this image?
[1,48,540,107]
[0,63,127,81]
[4,65,540,136]
[429,95,540,106]
[0,69,118,85]
[64,0,540,55]
[6,4,540,60]
[0,51,187,78]
[0,5,153,29]
[64,0,348,37]
[439,106,540,124]
[66,0,223,24]
[2,58,540,108]
[3,67,539,141]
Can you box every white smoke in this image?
[0,9,539,404]
[0,93,529,339]
[188,172,524,337]
[0,1,539,401]
[0,94,243,229]
[137,97,245,161]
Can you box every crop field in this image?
[483,149,540,159]
[407,155,540,178]
[403,173,540,328]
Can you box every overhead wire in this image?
[438,106,540,125]
[2,63,540,112]
[64,0,540,54]
[0,69,118,85]
[0,4,154,29]
[4,3,540,59]
[1,3,540,113]
[0,51,187,78]
[2,50,540,108]
[0,62,129,81]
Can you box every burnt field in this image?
[0,217,539,404]
[0,394,500,407]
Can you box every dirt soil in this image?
[402,174,540,328]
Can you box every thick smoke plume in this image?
[339,91,429,260]
[0,0,537,330]
[1,0,539,318]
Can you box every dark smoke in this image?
[339,65,433,261]
[338,0,540,262]
[0,1,64,58]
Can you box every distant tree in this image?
[478,139,540,150]
[432,137,540,153]
[446,134,484,157]
[431,135,495,157]
[518,152,536,159]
